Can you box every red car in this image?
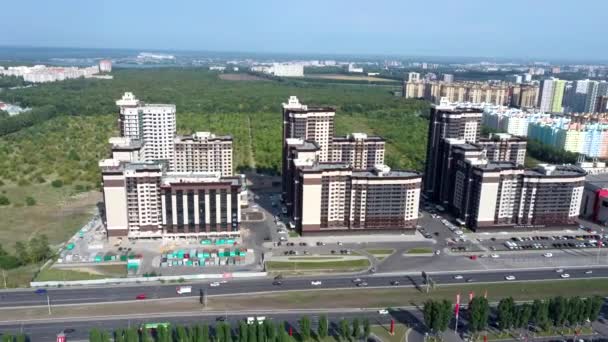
[469,255,478,260]
[136,294,147,300]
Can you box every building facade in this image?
[294,164,421,235]
[174,132,233,177]
[100,159,243,241]
[330,133,385,170]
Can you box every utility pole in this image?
[596,228,604,264]
[46,294,51,315]
[2,269,6,288]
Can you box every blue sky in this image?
[1,0,606,60]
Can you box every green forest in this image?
[0,68,429,189]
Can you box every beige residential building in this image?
[330,133,385,170]
[174,132,233,177]
[100,159,244,241]
[294,163,421,235]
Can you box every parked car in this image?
[504,275,516,281]
[136,294,147,300]
[311,281,322,286]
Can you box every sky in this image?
[1,0,607,60]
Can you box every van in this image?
[247,317,255,325]
[176,286,192,294]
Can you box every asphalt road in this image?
[0,309,424,342]
[2,266,608,309]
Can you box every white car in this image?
[378,309,389,315]
[210,282,221,287]
[490,254,500,258]
[585,270,593,274]
[543,253,553,258]
[560,273,571,278]
[454,230,464,236]
[505,275,516,281]
[555,268,564,273]
[311,281,322,286]
[453,275,463,280]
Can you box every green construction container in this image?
[197,253,205,259]
[127,264,138,269]
[216,239,225,245]
[186,260,193,266]
[203,252,210,258]
[120,255,128,262]
[201,239,212,245]
[78,231,84,238]
[226,239,235,245]
[104,255,112,261]
[94,255,102,263]
[229,251,236,257]
[128,254,136,259]
[66,243,75,250]
[176,250,185,258]
[172,261,178,266]
[239,252,246,257]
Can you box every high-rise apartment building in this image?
[281,96,421,235]
[403,81,514,106]
[452,162,584,230]
[425,100,586,231]
[330,133,385,170]
[116,92,176,169]
[584,81,608,113]
[408,72,420,82]
[510,84,539,108]
[443,74,454,83]
[424,103,483,199]
[539,78,556,112]
[282,96,335,203]
[477,133,527,166]
[293,163,421,234]
[100,159,244,241]
[539,78,566,113]
[174,132,233,177]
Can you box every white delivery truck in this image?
[176,286,192,294]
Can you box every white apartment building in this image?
[407,72,420,82]
[174,132,233,177]
[330,133,385,170]
[116,92,176,169]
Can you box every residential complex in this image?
[402,80,522,106]
[251,63,304,77]
[0,64,101,83]
[580,172,608,225]
[281,96,422,235]
[424,102,585,231]
[101,93,241,241]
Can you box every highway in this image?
[2,266,608,309]
[0,309,418,342]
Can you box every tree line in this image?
[0,234,51,270]
[86,315,370,342]
[423,295,604,335]
[526,139,579,165]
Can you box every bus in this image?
[141,322,171,330]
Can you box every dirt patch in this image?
[219,74,269,81]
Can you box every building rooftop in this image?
[352,166,421,179]
[524,164,587,177]
[109,137,144,150]
[478,133,526,142]
[333,133,385,142]
[287,138,320,152]
[475,161,522,172]
[99,159,164,173]
[175,132,232,143]
[585,173,608,191]
[162,172,242,187]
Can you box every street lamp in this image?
[34,288,51,315]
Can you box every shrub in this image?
[51,179,63,188]
[25,197,36,206]
[0,195,9,206]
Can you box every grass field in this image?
[306,74,399,82]
[406,247,433,254]
[0,182,99,250]
[266,259,370,272]
[35,264,127,282]
[371,324,409,342]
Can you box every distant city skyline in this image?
[1,0,607,62]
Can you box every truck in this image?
[176,286,192,294]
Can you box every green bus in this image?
[141,322,171,330]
